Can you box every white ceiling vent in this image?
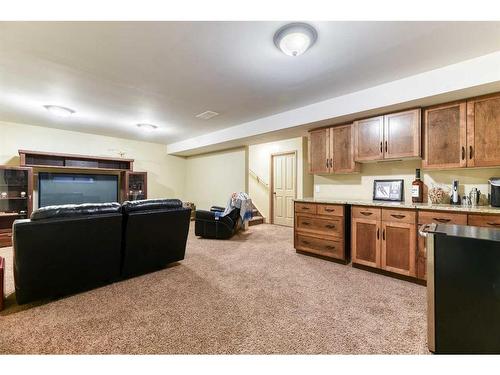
[195,110,219,120]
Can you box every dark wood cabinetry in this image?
[308,124,359,174]
[353,109,421,162]
[0,166,33,248]
[294,202,349,263]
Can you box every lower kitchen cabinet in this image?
[352,206,417,279]
[294,202,349,263]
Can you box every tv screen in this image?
[38,172,118,207]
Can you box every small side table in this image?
[183,202,196,221]
[0,256,4,311]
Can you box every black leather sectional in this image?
[195,206,241,239]
[13,199,190,304]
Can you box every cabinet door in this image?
[383,109,421,159]
[331,124,360,173]
[381,222,416,277]
[467,93,500,167]
[351,217,380,268]
[423,102,467,169]
[308,129,330,174]
[353,116,384,161]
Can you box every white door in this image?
[272,152,296,226]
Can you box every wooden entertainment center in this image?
[0,150,148,248]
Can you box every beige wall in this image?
[314,159,500,203]
[183,148,247,211]
[0,121,186,208]
[248,137,313,221]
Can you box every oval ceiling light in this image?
[136,123,158,132]
[44,105,76,117]
[274,22,317,57]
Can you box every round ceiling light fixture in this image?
[273,22,317,57]
[136,123,158,132]
[43,105,76,117]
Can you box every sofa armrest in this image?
[210,206,225,212]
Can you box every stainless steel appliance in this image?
[489,177,500,207]
[420,223,500,353]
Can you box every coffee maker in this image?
[489,178,500,207]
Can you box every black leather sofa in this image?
[121,199,190,277]
[13,203,123,305]
[195,206,240,239]
[13,199,190,304]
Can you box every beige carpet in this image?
[0,223,428,354]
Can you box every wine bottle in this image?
[411,169,424,203]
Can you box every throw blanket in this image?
[215,192,253,223]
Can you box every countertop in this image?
[294,197,500,215]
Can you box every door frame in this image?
[269,150,298,225]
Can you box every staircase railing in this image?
[249,168,269,189]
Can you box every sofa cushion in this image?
[31,202,121,221]
[121,198,183,214]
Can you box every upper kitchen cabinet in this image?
[330,124,360,173]
[383,109,421,159]
[308,124,359,174]
[353,116,384,161]
[308,128,330,174]
[353,109,421,162]
[466,93,500,168]
[423,101,467,169]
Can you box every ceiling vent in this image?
[195,110,219,120]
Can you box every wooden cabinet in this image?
[466,93,500,167]
[423,101,467,169]
[353,116,384,161]
[352,206,417,278]
[424,93,500,169]
[121,171,147,202]
[294,202,349,263]
[308,124,359,174]
[354,109,421,162]
[308,128,330,174]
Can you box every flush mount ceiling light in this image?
[136,123,158,132]
[43,105,76,117]
[274,22,317,57]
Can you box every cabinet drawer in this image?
[352,206,381,220]
[468,214,500,228]
[317,204,344,217]
[295,202,317,214]
[296,215,343,237]
[382,208,416,224]
[0,232,12,247]
[296,234,343,259]
[418,210,467,225]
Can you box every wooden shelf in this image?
[0,212,22,217]
[19,150,134,171]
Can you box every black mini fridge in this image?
[420,223,500,354]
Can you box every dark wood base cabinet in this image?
[294,202,350,263]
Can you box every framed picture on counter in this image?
[373,179,404,202]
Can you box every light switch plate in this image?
[315,185,320,193]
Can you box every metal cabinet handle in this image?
[360,211,373,216]
[377,228,380,239]
[382,229,386,240]
[302,221,310,226]
[469,146,473,159]
[461,146,465,160]
[487,222,500,226]
[325,245,335,250]
[433,218,450,223]
[326,159,329,169]
[380,142,382,153]
[301,207,310,210]
[302,240,310,245]
[324,208,335,212]
[325,224,336,229]
[390,214,406,219]
[385,141,388,153]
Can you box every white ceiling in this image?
[1,21,500,145]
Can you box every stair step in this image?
[249,216,264,226]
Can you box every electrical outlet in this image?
[315,185,320,193]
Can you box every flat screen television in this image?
[38,172,118,207]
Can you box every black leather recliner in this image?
[13,203,123,305]
[121,199,191,277]
[195,206,240,239]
